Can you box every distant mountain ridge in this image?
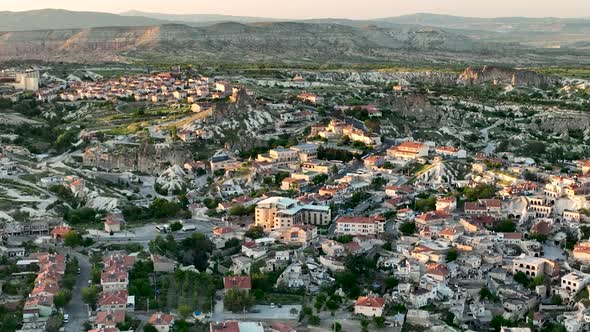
[120,10,279,25]
[0,9,177,31]
[0,9,589,65]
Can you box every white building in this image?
[335,215,386,236]
[255,197,331,231]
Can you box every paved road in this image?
[89,218,216,245]
[212,303,301,321]
[63,250,91,332]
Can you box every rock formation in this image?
[458,66,558,88]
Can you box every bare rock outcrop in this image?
[458,66,558,88]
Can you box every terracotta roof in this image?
[50,225,71,237]
[531,221,552,236]
[426,263,449,277]
[440,227,460,236]
[355,295,385,308]
[210,321,240,332]
[148,312,174,326]
[398,141,425,150]
[503,232,522,240]
[96,310,126,326]
[223,276,251,290]
[574,242,590,254]
[101,271,128,284]
[464,202,486,211]
[98,290,128,306]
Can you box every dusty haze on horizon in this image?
[2,0,589,19]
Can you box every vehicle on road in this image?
[155,225,170,233]
[181,225,196,232]
[63,314,69,323]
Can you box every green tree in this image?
[169,222,183,232]
[143,324,158,332]
[491,316,514,332]
[331,322,342,332]
[177,304,192,320]
[64,230,82,247]
[245,226,265,240]
[551,294,563,305]
[399,222,416,235]
[446,248,458,262]
[53,291,71,308]
[384,276,399,290]
[82,285,100,305]
[309,315,321,326]
[373,316,385,328]
[223,289,255,313]
[229,204,246,216]
[479,287,497,301]
[464,184,496,201]
[415,196,436,212]
[493,219,516,233]
[513,271,529,286]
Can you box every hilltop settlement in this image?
[0,64,589,332]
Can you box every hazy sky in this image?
[2,0,589,19]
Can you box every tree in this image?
[82,285,100,305]
[464,184,496,201]
[228,204,245,216]
[313,173,329,185]
[551,294,563,305]
[479,287,496,301]
[493,219,516,233]
[513,271,529,286]
[245,226,265,240]
[335,235,353,243]
[224,238,242,249]
[223,289,255,313]
[446,248,458,262]
[53,290,71,308]
[371,177,387,190]
[143,324,158,332]
[177,304,192,320]
[308,315,321,326]
[384,276,399,290]
[331,322,342,332]
[533,275,545,286]
[399,222,416,235]
[46,315,63,332]
[360,319,369,329]
[64,230,83,247]
[415,196,436,212]
[169,222,183,232]
[382,242,392,251]
[491,315,514,332]
[373,316,385,328]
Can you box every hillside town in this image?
[0,63,589,332]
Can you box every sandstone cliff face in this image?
[457,66,558,88]
[380,93,440,123]
[0,23,520,64]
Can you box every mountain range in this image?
[0,9,588,65]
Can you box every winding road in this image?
[63,249,91,332]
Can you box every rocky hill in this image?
[0,9,173,31]
[457,66,559,88]
[0,22,538,65]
